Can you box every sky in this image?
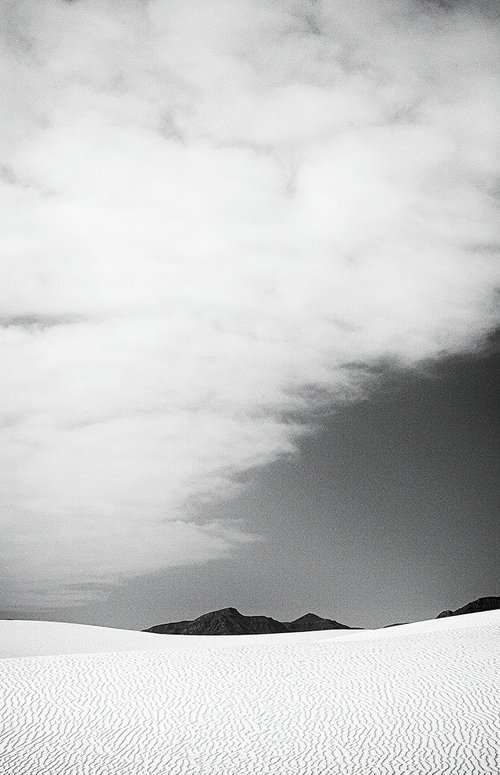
[0,0,499,627]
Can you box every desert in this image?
[1,609,498,774]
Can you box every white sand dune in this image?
[0,612,499,774]
[0,619,355,659]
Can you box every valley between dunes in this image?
[0,611,499,774]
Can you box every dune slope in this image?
[0,611,499,775]
[0,618,354,658]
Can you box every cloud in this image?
[1,0,499,605]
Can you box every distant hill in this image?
[145,608,289,635]
[144,607,355,635]
[284,613,353,631]
[436,596,500,619]
[144,596,500,635]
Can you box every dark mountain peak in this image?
[285,612,352,631]
[437,596,500,619]
[194,607,241,624]
[215,607,240,616]
[145,607,289,635]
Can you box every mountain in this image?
[284,613,352,631]
[144,607,354,635]
[436,596,500,619]
[143,596,500,635]
[145,608,289,635]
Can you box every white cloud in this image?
[1,0,499,605]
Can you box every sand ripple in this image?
[0,616,499,774]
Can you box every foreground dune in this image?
[0,612,499,774]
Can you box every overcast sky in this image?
[1,0,499,626]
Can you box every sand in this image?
[0,611,498,774]
[0,619,355,659]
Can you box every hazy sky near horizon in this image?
[1,0,499,620]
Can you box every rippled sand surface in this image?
[1,612,499,774]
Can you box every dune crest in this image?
[1,611,499,774]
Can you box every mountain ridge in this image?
[284,613,354,631]
[436,596,500,619]
[144,607,357,635]
[144,596,500,635]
